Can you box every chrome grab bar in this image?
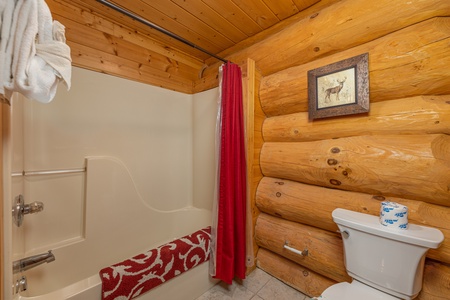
[11,167,86,177]
[13,251,55,274]
[284,241,309,256]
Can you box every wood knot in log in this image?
[331,147,341,153]
[329,179,341,186]
[372,195,386,201]
[276,192,282,197]
[327,158,338,165]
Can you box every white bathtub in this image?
[18,263,214,300]
[14,157,216,300]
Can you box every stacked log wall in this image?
[253,2,450,299]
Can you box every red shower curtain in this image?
[213,62,247,284]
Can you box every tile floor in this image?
[196,268,311,300]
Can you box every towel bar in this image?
[284,241,308,256]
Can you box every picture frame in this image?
[308,53,369,120]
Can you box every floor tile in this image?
[196,267,308,300]
[242,268,272,294]
[256,277,307,300]
[196,280,254,300]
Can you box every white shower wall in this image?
[10,67,218,297]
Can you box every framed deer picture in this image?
[308,53,369,120]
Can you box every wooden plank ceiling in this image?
[47,0,320,93]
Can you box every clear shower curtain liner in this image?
[209,62,251,284]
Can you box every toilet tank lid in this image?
[332,208,444,249]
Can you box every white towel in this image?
[3,0,71,103]
[0,0,17,102]
[35,21,72,90]
[3,0,39,99]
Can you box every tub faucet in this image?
[13,251,55,274]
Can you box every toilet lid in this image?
[320,281,400,300]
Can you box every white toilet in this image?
[318,208,444,300]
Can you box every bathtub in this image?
[18,263,213,300]
[14,157,216,300]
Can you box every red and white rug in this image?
[99,227,211,300]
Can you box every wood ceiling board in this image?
[48,0,332,92]
[170,0,248,43]
[231,0,280,29]
[49,0,205,69]
[201,0,264,36]
[263,0,300,20]
[113,0,231,54]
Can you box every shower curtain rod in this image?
[96,0,229,63]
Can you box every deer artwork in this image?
[324,77,346,103]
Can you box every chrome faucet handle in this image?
[23,201,44,215]
[14,276,27,293]
[12,195,44,227]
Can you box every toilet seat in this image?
[319,281,400,300]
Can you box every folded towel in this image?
[99,227,211,300]
[0,0,16,102]
[2,0,36,100]
[22,20,71,102]
[2,0,71,103]
[36,20,71,90]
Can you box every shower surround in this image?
[6,67,218,299]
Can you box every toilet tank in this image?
[332,208,444,300]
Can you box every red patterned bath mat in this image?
[99,227,211,300]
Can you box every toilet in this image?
[318,208,444,300]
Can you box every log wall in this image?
[259,17,450,117]
[252,1,450,299]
